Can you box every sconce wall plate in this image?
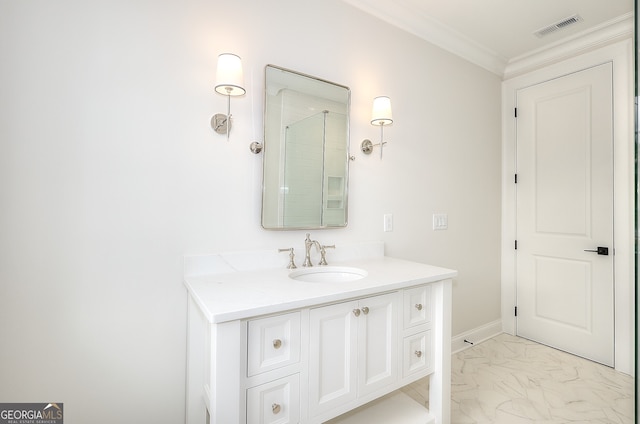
[211,113,231,134]
[361,139,373,154]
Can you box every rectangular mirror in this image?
[261,65,351,230]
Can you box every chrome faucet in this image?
[303,233,321,267]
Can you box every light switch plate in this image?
[384,214,393,232]
[433,213,448,230]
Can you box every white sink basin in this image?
[289,266,367,283]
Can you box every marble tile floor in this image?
[400,333,634,424]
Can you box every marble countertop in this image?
[184,256,457,323]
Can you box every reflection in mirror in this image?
[261,65,350,230]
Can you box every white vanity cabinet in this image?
[308,292,399,420]
[184,255,455,424]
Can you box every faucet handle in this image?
[278,248,297,269]
[318,244,335,266]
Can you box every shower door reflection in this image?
[282,110,347,228]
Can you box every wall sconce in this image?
[361,96,393,159]
[211,53,246,140]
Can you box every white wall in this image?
[0,0,502,422]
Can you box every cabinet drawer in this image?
[247,312,301,377]
[247,374,300,424]
[403,285,431,328]
[402,330,431,377]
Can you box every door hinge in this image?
[515,240,518,250]
[514,174,518,184]
[514,107,518,118]
[514,306,518,316]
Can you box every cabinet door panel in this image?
[358,292,398,396]
[309,301,358,416]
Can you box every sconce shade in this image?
[371,96,393,126]
[215,53,246,96]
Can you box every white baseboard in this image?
[452,319,503,354]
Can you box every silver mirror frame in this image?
[260,65,351,230]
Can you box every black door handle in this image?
[584,247,609,255]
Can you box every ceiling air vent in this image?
[533,14,583,38]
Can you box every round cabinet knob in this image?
[415,303,423,311]
[361,306,369,315]
[415,350,423,358]
[273,339,282,349]
[353,309,361,317]
[272,403,281,414]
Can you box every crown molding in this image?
[341,0,508,76]
[342,1,633,79]
[503,13,634,79]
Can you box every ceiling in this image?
[341,0,634,75]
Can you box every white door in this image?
[515,63,614,366]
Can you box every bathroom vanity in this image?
[184,245,456,424]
